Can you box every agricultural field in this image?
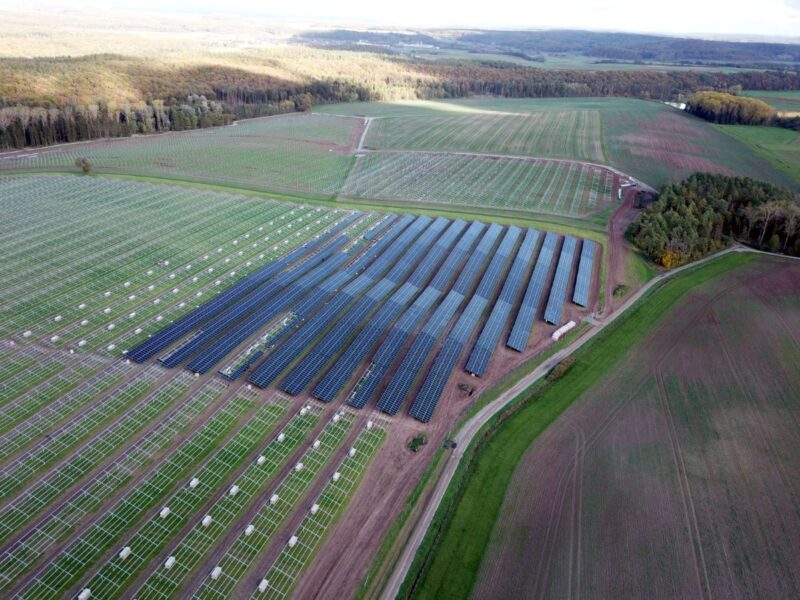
[0,174,602,599]
[319,97,799,191]
[741,90,800,113]
[341,153,617,216]
[0,114,362,196]
[716,124,800,186]
[363,110,605,162]
[410,253,800,599]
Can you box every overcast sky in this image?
[15,0,800,39]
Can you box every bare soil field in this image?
[473,255,800,599]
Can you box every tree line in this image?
[628,173,800,268]
[2,50,800,150]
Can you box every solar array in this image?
[280,219,467,397]
[409,226,522,422]
[543,236,578,326]
[129,212,597,423]
[315,221,486,405]
[374,224,504,415]
[573,239,597,307]
[507,232,560,352]
[466,228,540,377]
[248,215,435,388]
[127,213,362,363]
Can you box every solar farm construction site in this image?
[0,174,599,599]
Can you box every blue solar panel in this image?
[278,219,458,396]
[159,236,348,368]
[378,225,521,414]
[473,226,521,299]
[451,223,503,296]
[126,211,362,363]
[465,229,540,376]
[543,236,578,326]
[507,231,560,352]
[572,240,596,307]
[184,215,419,375]
[248,215,436,388]
[408,226,522,422]
[184,252,350,374]
[370,224,500,414]
[320,222,486,406]
[362,214,397,241]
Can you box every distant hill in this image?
[298,28,800,68]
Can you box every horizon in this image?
[4,0,800,41]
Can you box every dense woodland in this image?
[302,28,800,66]
[2,49,800,149]
[686,90,800,130]
[686,91,776,125]
[628,173,800,267]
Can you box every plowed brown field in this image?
[474,255,800,599]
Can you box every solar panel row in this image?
[543,236,578,326]
[428,221,487,293]
[278,219,459,395]
[409,227,522,422]
[159,236,348,368]
[248,215,435,389]
[572,239,596,307]
[474,225,522,300]
[362,214,397,241]
[126,212,362,363]
[507,231,560,352]
[183,214,419,375]
[465,228,540,376]
[374,224,504,415]
[323,222,486,406]
[185,252,351,374]
[451,223,504,296]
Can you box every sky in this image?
[13,0,800,39]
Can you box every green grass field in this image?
[402,251,764,600]
[341,153,615,216]
[0,114,361,196]
[364,110,604,162]
[741,90,800,112]
[319,97,798,191]
[716,123,800,186]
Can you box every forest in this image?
[686,91,777,125]
[628,173,800,267]
[2,49,800,149]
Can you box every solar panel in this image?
[507,231,559,352]
[126,212,362,363]
[408,227,522,422]
[543,236,578,326]
[572,239,596,307]
[159,236,348,368]
[465,229,540,376]
[312,222,485,408]
[370,224,500,415]
[279,219,458,396]
[183,215,421,376]
[248,215,437,388]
